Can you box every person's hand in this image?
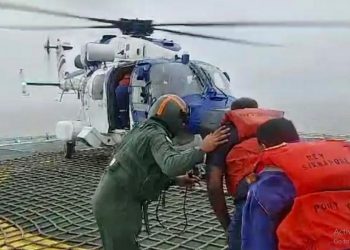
[175,174,200,188]
[200,126,230,153]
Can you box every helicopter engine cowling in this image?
[81,42,115,64]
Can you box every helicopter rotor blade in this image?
[0,2,119,25]
[153,21,350,28]
[154,28,281,47]
[0,25,116,31]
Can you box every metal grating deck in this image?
[0,149,231,250]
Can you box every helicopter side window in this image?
[91,74,105,100]
[212,71,230,91]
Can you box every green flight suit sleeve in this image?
[150,132,205,177]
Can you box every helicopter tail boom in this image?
[19,69,61,95]
[22,82,60,86]
[19,68,81,98]
[18,36,81,97]
[21,80,60,96]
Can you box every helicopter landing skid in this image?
[77,127,126,148]
[64,140,75,159]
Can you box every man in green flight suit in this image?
[92,94,230,250]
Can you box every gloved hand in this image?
[175,174,200,188]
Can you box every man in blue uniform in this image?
[206,97,259,249]
[241,118,299,250]
[115,74,131,129]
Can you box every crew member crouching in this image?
[242,118,350,250]
[206,97,284,249]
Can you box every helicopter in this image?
[20,34,236,158]
[2,2,350,158]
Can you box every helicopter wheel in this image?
[64,140,76,159]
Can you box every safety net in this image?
[0,148,231,250]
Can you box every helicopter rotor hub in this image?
[118,19,154,37]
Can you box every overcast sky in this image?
[0,0,349,137]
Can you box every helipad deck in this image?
[0,148,230,250]
[1,133,349,249]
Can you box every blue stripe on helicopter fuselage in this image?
[182,94,236,134]
[131,94,235,134]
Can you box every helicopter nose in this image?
[183,95,233,137]
[199,108,228,137]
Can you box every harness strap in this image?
[142,201,151,235]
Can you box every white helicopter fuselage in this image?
[52,35,201,156]
[82,34,181,125]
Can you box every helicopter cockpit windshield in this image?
[149,62,203,98]
[194,61,233,96]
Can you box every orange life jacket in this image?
[223,108,284,195]
[258,140,350,250]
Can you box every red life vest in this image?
[259,140,350,250]
[223,108,284,195]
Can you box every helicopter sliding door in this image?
[130,74,150,125]
[85,71,109,134]
[107,64,135,130]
